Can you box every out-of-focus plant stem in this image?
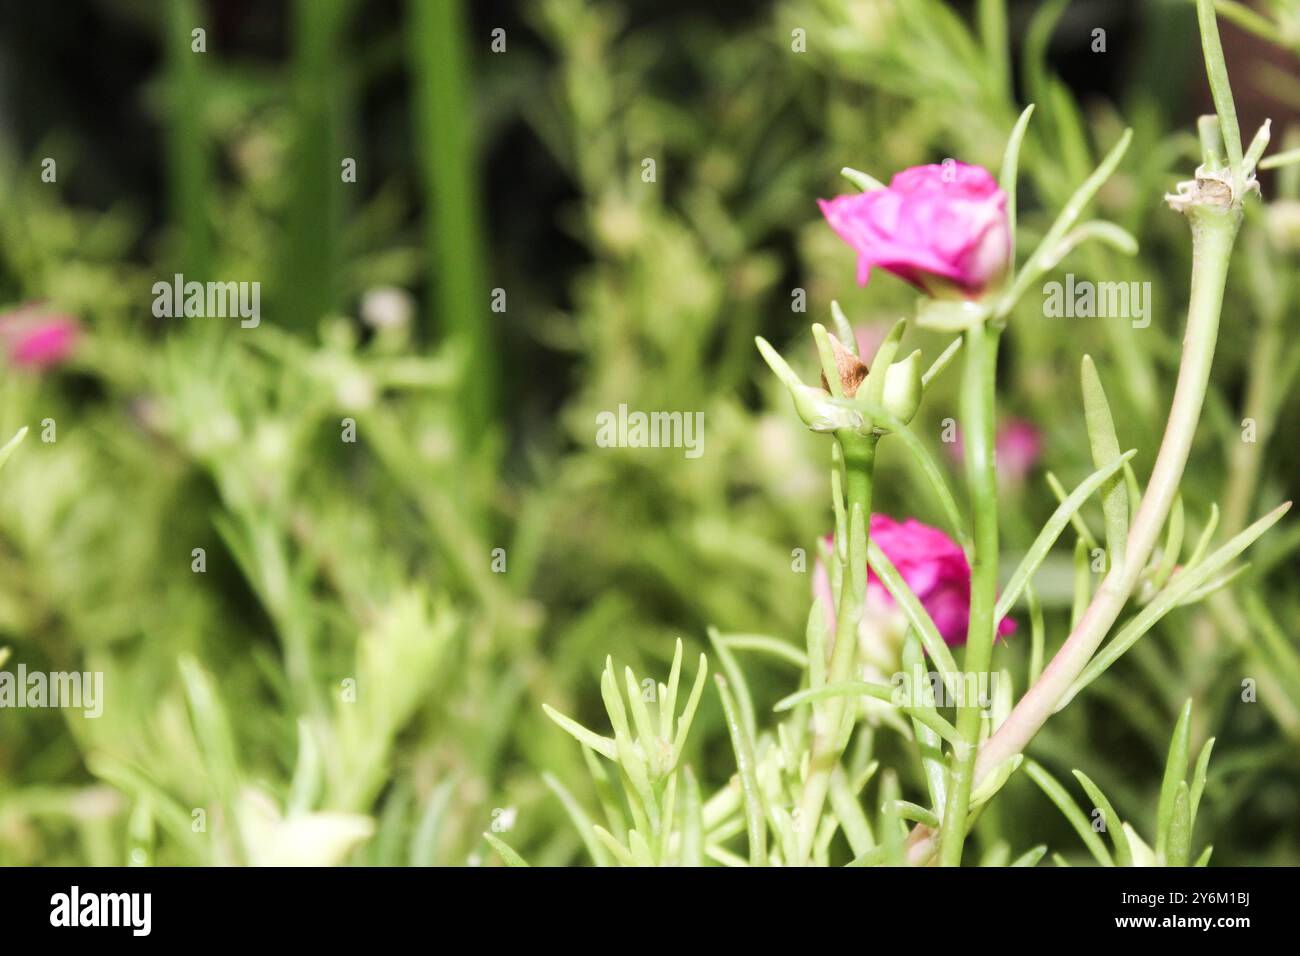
[281,0,351,331]
[409,0,494,445]
[165,0,210,278]
[1221,297,1280,536]
[937,319,1001,867]
[796,434,875,864]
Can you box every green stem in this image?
[907,202,1242,866]
[795,434,876,864]
[937,319,1002,867]
[281,0,350,331]
[982,205,1238,774]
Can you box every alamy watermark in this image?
[596,403,704,459]
[50,886,150,936]
[1043,273,1151,329]
[0,664,103,718]
[890,663,999,716]
[152,274,261,328]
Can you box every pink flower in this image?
[949,417,1044,484]
[819,162,1010,296]
[0,306,80,369]
[815,514,1015,648]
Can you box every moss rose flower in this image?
[816,514,1016,649]
[818,162,1010,296]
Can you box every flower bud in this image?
[881,349,923,425]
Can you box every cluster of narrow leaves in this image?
[1028,699,1215,867]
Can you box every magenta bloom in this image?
[949,417,1044,484]
[817,514,1015,648]
[819,162,1010,295]
[0,307,80,369]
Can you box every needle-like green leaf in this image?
[715,634,807,669]
[1196,0,1244,181]
[867,539,961,694]
[1000,104,1036,263]
[1166,781,1193,867]
[1010,845,1048,867]
[840,166,885,191]
[483,832,530,867]
[1025,760,1114,866]
[715,675,766,866]
[1189,736,1215,830]
[997,450,1136,619]
[1061,502,1291,705]
[543,772,612,867]
[1073,770,1133,867]
[543,708,617,765]
[0,427,27,474]
[1081,356,1129,569]
[1156,699,1194,860]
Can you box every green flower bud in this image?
[881,349,923,425]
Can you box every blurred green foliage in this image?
[0,0,1297,865]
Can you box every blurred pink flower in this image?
[819,162,1010,296]
[855,322,890,361]
[0,306,80,369]
[949,416,1044,484]
[814,514,1015,648]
